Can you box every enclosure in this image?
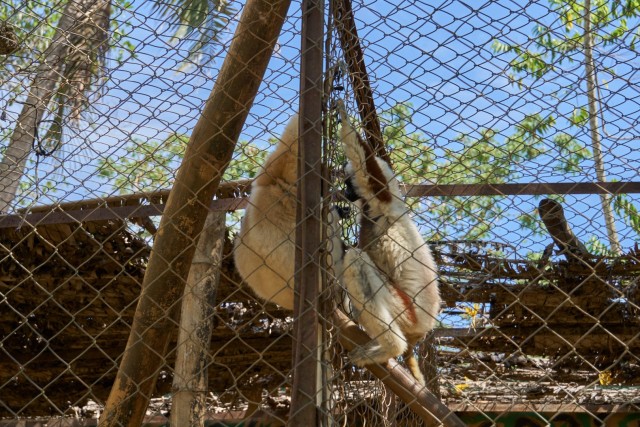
[1,0,640,425]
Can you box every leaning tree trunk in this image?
[583,0,622,255]
[0,0,110,213]
[171,211,226,427]
[98,1,291,425]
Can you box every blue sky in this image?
[6,0,640,256]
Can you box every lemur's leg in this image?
[343,248,408,365]
[403,337,426,386]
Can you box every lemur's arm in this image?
[337,100,392,204]
[254,115,298,186]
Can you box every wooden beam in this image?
[449,402,639,414]
[0,198,247,229]
[4,181,640,230]
[98,0,291,425]
[448,324,640,354]
[332,0,390,166]
[19,179,251,213]
[171,211,225,427]
[538,198,589,260]
[333,310,466,427]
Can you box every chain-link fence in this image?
[1,0,640,425]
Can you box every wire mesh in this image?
[1,0,640,425]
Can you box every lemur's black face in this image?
[344,175,360,202]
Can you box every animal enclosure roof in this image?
[1,193,640,415]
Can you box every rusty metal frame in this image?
[290,0,325,423]
[3,181,639,230]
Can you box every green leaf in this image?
[569,107,589,126]
[613,194,640,236]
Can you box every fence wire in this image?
[1,0,640,425]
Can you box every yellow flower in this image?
[453,383,469,394]
[462,304,481,329]
[599,371,612,386]
[452,377,472,395]
[463,304,480,318]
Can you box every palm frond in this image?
[152,0,236,64]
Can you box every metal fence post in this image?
[290,0,325,424]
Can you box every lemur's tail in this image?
[336,98,391,204]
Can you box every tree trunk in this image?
[583,0,622,255]
[0,0,110,213]
[538,198,589,261]
[98,1,291,425]
[332,0,390,166]
[170,211,225,427]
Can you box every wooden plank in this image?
[449,402,638,414]
[433,327,491,338]
[445,324,640,354]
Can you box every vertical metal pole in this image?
[290,0,324,424]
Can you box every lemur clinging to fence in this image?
[337,99,441,385]
[234,114,345,310]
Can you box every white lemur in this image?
[234,114,345,310]
[337,100,441,386]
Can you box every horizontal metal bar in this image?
[20,179,252,214]
[2,181,639,230]
[403,181,640,197]
[0,198,248,229]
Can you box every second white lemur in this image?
[234,114,345,310]
[337,100,441,386]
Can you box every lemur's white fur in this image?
[234,115,344,310]
[338,100,441,385]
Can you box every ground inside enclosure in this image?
[1,411,640,426]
